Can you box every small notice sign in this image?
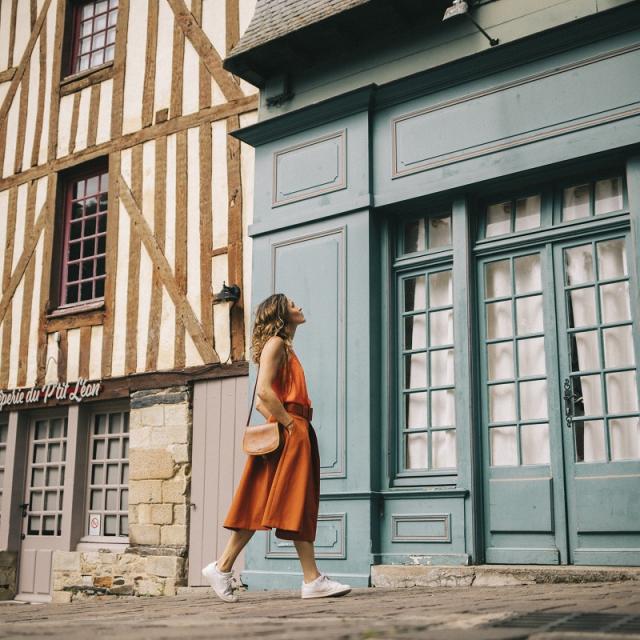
[89,514,101,536]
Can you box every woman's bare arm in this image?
[254,336,294,429]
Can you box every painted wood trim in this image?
[170,17,185,119]
[45,308,105,332]
[146,135,167,370]
[191,0,210,112]
[227,115,244,360]
[30,16,47,168]
[166,0,243,102]
[225,0,240,55]
[390,513,452,543]
[101,152,121,378]
[7,0,18,68]
[36,176,56,384]
[59,62,114,97]
[118,172,219,364]
[13,34,31,174]
[78,326,91,379]
[68,91,81,155]
[86,83,101,148]
[0,199,46,327]
[57,327,68,380]
[140,0,158,128]
[199,123,213,346]
[16,182,38,388]
[0,0,52,138]
[174,130,188,367]
[271,129,347,207]
[0,94,258,192]
[125,145,143,374]
[47,0,65,163]
[0,67,16,82]
[0,188,18,389]
[109,0,129,139]
[391,42,640,179]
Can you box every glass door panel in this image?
[556,234,640,565]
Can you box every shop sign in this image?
[0,377,102,411]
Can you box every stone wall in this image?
[0,551,17,600]
[51,549,186,602]
[51,385,192,601]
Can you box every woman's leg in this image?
[294,540,321,583]
[217,529,255,572]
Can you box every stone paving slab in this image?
[0,582,639,639]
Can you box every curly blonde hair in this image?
[250,293,292,380]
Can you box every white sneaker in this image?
[301,573,351,599]
[201,560,238,603]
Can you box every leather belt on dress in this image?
[283,402,313,421]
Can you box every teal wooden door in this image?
[555,233,640,565]
[479,232,640,565]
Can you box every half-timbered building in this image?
[0,0,257,601]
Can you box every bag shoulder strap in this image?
[246,365,260,427]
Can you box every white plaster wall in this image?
[74,86,91,152]
[122,0,148,134]
[211,120,228,249]
[89,325,103,380]
[38,3,56,166]
[95,78,113,145]
[56,93,74,159]
[0,1,12,71]
[153,0,174,117]
[182,40,200,116]
[66,328,81,382]
[21,37,41,170]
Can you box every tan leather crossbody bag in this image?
[242,367,282,456]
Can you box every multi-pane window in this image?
[61,168,108,307]
[485,194,541,237]
[403,211,452,254]
[483,254,550,466]
[0,422,7,530]
[564,238,639,462]
[70,0,118,74]
[400,267,456,472]
[26,418,67,536]
[86,411,129,537]
[562,176,625,222]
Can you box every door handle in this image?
[18,502,29,517]
[563,378,578,429]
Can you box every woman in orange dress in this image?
[201,293,351,602]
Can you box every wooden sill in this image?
[46,302,105,331]
[60,61,114,96]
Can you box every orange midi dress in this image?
[223,351,320,542]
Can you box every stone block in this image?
[163,403,189,428]
[134,577,164,597]
[128,426,152,449]
[173,504,188,525]
[161,524,187,545]
[113,554,146,576]
[52,551,81,572]
[52,591,73,604]
[129,479,163,504]
[52,572,82,591]
[129,524,161,545]
[162,474,188,503]
[151,504,174,525]
[137,503,153,525]
[137,405,164,427]
[146,555,182,578]
[94,576,113,588]
[129,449,176,480]
[169,444,190,464]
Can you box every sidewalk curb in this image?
[370,565,640,588]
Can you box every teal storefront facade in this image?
[224,0,640,589]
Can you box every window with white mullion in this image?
[86,411,129,538]
[399,265,457,474]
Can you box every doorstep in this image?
[370,564,640,588]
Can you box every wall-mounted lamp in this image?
[442,0,499,47]
[213,281,241,305]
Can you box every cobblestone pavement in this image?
[1,582,640,639]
